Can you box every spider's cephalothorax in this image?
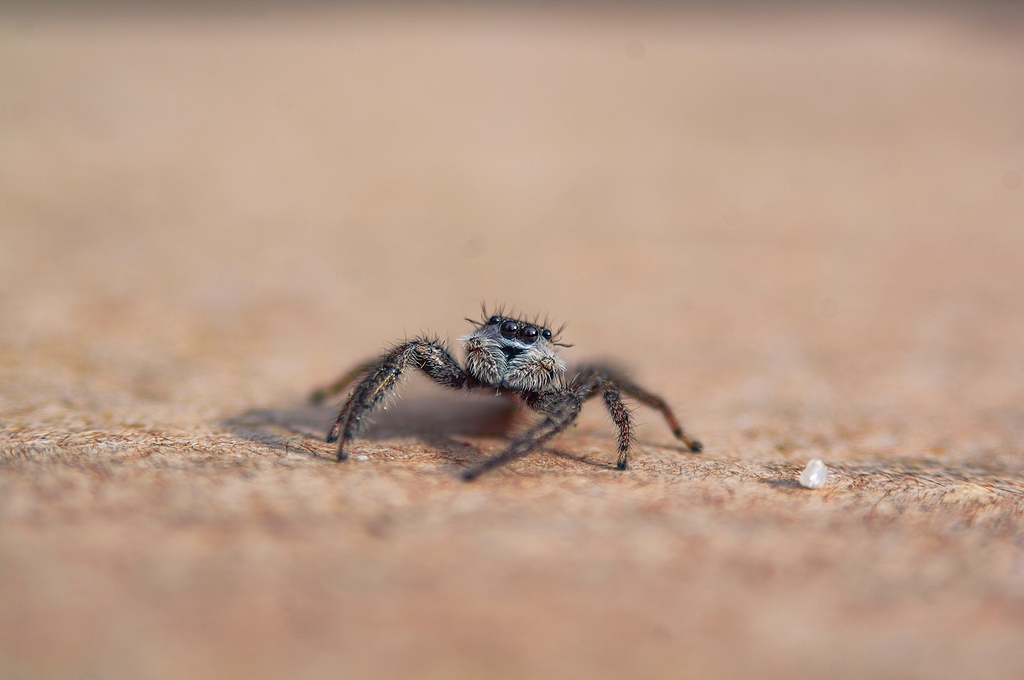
[459,314,567,392]
[311,309,702,480]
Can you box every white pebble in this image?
[799,459,829,489]
[356,455,369,461]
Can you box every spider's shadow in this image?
[545,447,620,471]
[222,388,521,465]
[221,386,625,472]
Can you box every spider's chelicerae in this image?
[311,309,702,480]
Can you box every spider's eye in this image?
[542,329,552,340]
[500,320,518,338]
[488,316,501,325]
[521,325,539,343]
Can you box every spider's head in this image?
[459,312,568,392]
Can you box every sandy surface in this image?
[2,3,1024,678]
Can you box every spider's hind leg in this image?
[575,364,702,462]
[309,359,378,405]
[570,369,636,469]
[326,339,470,461]
[601,382,635,470]
[615,377,702,453]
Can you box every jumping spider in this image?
[311,308,702,480]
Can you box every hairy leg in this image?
[602,383,635,469]
[573,363,702,453]
[326,339,471,460]
[462,389,583,481]
[570,369,636,469]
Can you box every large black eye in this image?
[520,326,539,343]
[488,316,501,325]
[542,329,552,340]
[500,320,518,338]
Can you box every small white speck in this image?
[799,459,828,489]
[356,455,369,461]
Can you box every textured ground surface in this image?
[2,3,1024,679]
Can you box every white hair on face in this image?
[458,315,567,392]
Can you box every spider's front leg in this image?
[461,389,583,481]
[326,339,470,461]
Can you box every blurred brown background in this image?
[2,2,1024,679]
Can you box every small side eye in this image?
[488,316,501,325]
[521,326,539,343]
[542,329,552,340]
[500,320,518,338]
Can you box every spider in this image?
[310,308,702,480]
